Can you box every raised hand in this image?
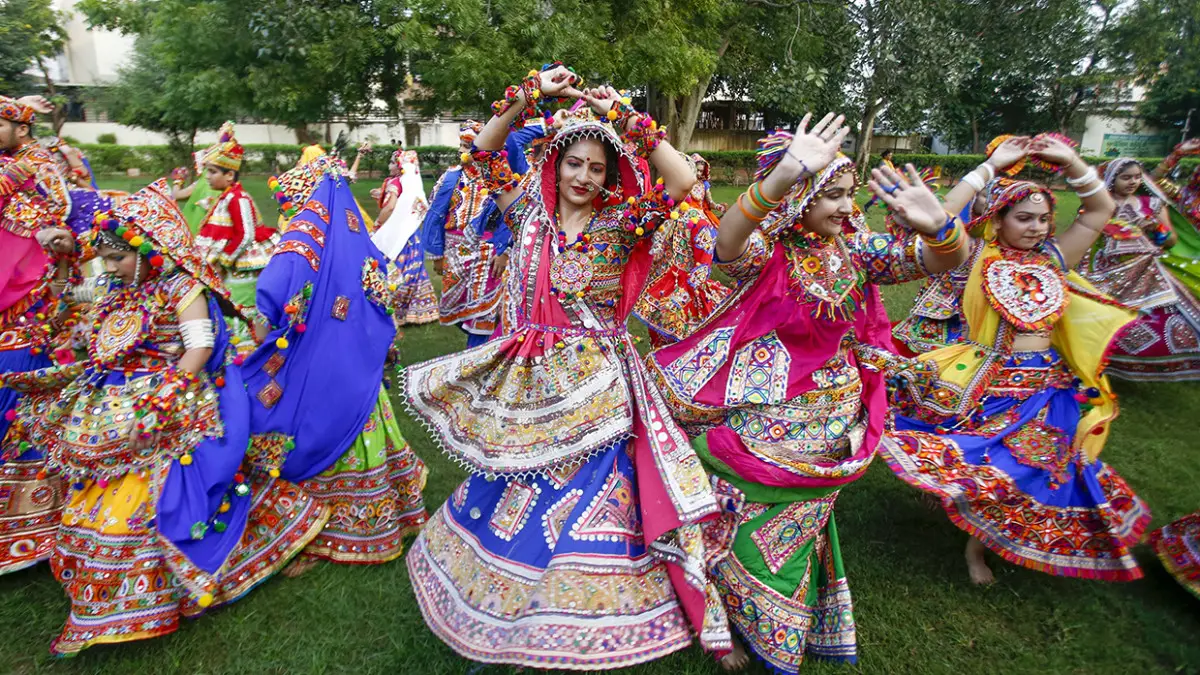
[987,136,1030,172]
[538,65,582,100]
[869,164,946,235]
[580,85,624,119]
[16,95,53,114]
[782,112,850,183]
[1029,135,1078,168]
[357,141,372,155]
[35,227,74,254]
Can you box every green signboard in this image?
[1100,133,1172,157]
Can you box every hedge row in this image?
[80,144,462,179]
[81,143,1200,185]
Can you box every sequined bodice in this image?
[90,272,203,372]
[510,196,640,333]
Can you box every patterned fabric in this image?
[0,457,62,575]
[404,117,730,667]
[1150,511,1200,599]
[406,442,698,669]
[635,197,731,346]
[0,96,35,124]
[1080,204,1200,381]
[299,387,427,563]
[884,349,1151,581]
[647,158,927,671]
[387,228,439,325]
[434,176,506,335]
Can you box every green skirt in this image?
[694,437,858,673]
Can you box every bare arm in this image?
[173,180,197,201]
[476,66,582,213]
[1039,140,1114,269]
[1152,139,1200,180]
[868,164,971,274]
[176,293,213,374]
[715,113,850,262]
[348,142,370,181]
[941,137,1030,218]
[377,192,398,226]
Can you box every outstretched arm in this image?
[715,113,850,262]
[941,137,1030,218]
[868,164,971,274]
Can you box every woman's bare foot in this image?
[965,537,995,585]
[282,554,320,579]
[720,636,750,672]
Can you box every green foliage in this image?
[79,0,409,141]
[0,0,66,92]
[95,132,118,144]
[1111,0,1200,133]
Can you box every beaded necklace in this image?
[782,228,866,321]
[548,209,598,302]
[87,274,161,371]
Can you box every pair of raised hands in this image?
[769,113,948,235]
[535,65,626,122]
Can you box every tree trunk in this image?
[971,116,980,154]
[855,102,882,180]
[672,36,731,152]
[292,124,319,145]
[35,56,67,135]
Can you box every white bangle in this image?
[961,171,986,191]
[1065,167,1098,187]
[1076,182,1105,198]
[978,162,995,183]
[180,319,215,350]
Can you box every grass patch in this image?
[6,176,1191,673]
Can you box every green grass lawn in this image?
[2,175,1193,674]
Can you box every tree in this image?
[0,0,67,131]
[79,0,409,144]
[845,0,970,173]
[395,0,852,151]
[1111,0,1200,136]
[96,34,237,168]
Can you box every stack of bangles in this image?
[921,215,966,255]
[1065,166,1104,198]
[736,181,783,223]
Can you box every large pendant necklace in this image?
[783,230,865,321]
[549,211,598,303]
[88,279,156,370]
[981,245,1068,332]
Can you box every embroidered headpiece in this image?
[1102,157,1140,188]
[91,179,230,296]
[968,179,1056,242]
[757,149,858,238]
[0,96,35,125]
[208,136,244,173]
[459,120,483,142]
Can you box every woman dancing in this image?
[2,180,325,655]
[403,64,732,669]
[372,149,439,325]
[239,152,428,577]
[648,118,970,673]
[1075,157,1200,380]
[881,136,1151,585]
